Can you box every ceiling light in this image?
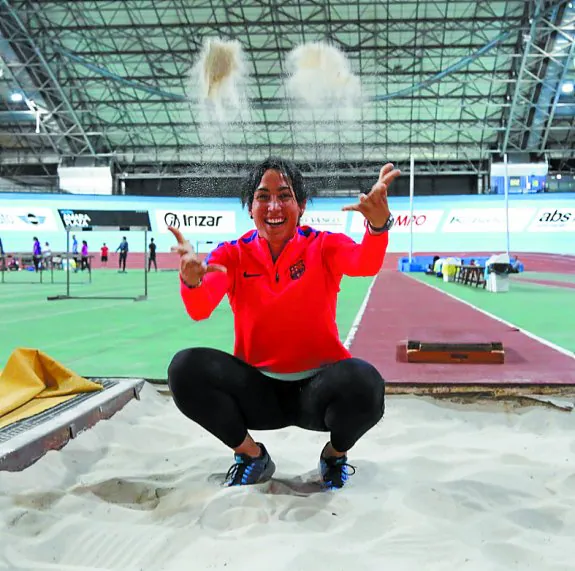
[561,82,574,94]
[10,92,24,102]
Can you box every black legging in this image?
[119,251,127,271]
[168,347,385,452]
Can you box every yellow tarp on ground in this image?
[0,348,102,429]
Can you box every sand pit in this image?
[1,384,574,570]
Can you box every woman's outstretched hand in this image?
[342,163,401,229]
[168,226,226,287]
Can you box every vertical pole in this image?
[66,228,70,297]
[144,229,148,298]
[409,155,415,263]
[504,153,510,256]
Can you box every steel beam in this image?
[500,0,575,154]
[536,4,575,150]
[5,0,573,168]
[1,0,96,155]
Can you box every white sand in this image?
[1,384,574,571]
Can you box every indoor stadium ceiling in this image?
[0,0,574,184]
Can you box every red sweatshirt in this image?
[180,226,388,378]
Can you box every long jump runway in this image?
[350,271,575,389]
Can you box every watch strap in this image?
[367,214,394,233]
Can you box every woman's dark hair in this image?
[240,157,308,208]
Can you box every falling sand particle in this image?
[285,41,365,168]
[285,42,362,111]
[188,38,252,153]
[199,39,245,102]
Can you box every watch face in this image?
[386,215,394,229]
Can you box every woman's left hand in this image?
[342,163,401,228]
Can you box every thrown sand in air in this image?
[286,42,362,111]
[285,42,364,164]
[189,38,252,151]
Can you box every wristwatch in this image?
[367,214,394,233]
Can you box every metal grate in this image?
[0,379,117,443]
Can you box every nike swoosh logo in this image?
[243,272,262,278]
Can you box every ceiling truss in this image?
[0,0,573,183]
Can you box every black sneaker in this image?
[319,454,356,490]
[224,443,276,487]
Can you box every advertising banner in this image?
[300,211,348,233]
[0,207,58,232]
[58,209,151,230]
[527,207,575,232]
[350,210,443,233]
[155,209,236,234]
[441,208,535,233]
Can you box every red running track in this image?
[349,271,575,386]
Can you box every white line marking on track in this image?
[344,275,378,349]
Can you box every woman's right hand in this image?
[168,226,226,287]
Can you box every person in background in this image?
[71,234,79,267]
[148,238,157,272]
[433,256,445,277]
[7,255,19,271]
[81,240,90,271]
[509,255,521,273]
[43,242,52,269]
[32,236,42,272]
[0,237,5,272]
[425,255,440,275]
[116,236,129,272]
[168,157,399,490]
[100,243,109,267]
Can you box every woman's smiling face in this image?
[249,169,306,246]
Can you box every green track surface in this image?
[409,273,575,353]
[512,271,575,284]
[0,269,372,380]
